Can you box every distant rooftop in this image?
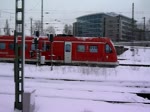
[76,12,108,19]
[76,12,134,21]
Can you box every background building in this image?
[73,13,109,37]
[73,13,136,41]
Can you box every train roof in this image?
[0,35,111,43]
[39,36,111,42]
[0,35,33,40]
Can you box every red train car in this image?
[0,35,119,66]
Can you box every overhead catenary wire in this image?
[1,8,150,14]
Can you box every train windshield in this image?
[105,44,112,53]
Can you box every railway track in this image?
[1,74,150,88]
[0,60,149,67]
[1,75,150,103]
[119,63,150,67]
[0,91,150,105]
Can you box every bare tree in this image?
[33,20,41,35]
[63,24,73,35]
[4,19,10,35]
[45,25,55,35]
[137,19,150,31]
[146,18,150,30]
[137,22,143,30]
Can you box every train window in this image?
[77,45,85,52]
[42,44,50,51]
[46,45,50,51]
[9,44,27,50]
[31,44,35,50]
[42,44,46,51]
[0,43,6,50]
[65,44,71,52]
[9,43,14,50]
[25,44,28,50]
[89,45,98,53]
[105,44,112,53]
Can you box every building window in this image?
[89,45,98,53]
[0,43,6,50]
[105,44,112,53]
[77,45,85,52]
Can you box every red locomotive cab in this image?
[102,39,119,66]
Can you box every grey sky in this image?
[0,0,150,34]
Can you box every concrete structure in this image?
[23,89,36,112]
[73,13,136,41]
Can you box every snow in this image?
[118,46,150,65]
[0,46,150,112]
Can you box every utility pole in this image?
[14,0,25,110]
[4,19,10,35]
[103,17,106,37]
[41,0,43,35]
[0,11,1,35]
[143,17,146,40]
[131,3,135,56]
[132,3,135,41]
[30,18,33,36]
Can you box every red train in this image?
[0,35,119,66]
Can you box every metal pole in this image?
[103,17,106,37]
[132,3,134,41]
[51,42,53,71]
[131,3,135,56]
[36,49,39,66]
[143,17,146,40]
[41,0,43,35]
[14,0,25,110]
[30,18,33,36]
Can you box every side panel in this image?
[64,42,72,63]
[72,42,103,62]
[40,41,51,60]
[72,43,88,61]
[52,41,64,62]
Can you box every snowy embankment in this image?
[118,46,150,65]
[0,46,150,82]
[0,62,150,82]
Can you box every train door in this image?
[64,42,72,63]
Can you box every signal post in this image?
[14,0,25,110]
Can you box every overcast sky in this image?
[0,0,150,34]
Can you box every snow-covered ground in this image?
[0,46,150,112]
[118,46,150,65]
